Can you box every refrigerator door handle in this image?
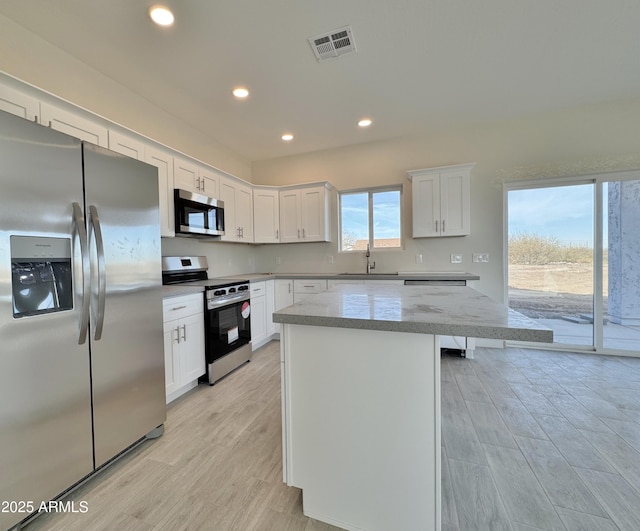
[89,205,107,341]
[73,202,91,345]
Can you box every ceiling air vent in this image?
[308,26,357,62]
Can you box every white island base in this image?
[280,323,441,531]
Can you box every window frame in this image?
[338,185,403,253]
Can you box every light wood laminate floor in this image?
[24,343,640,531]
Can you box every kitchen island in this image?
[273,284,552,531]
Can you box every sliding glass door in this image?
[506,173,640,354]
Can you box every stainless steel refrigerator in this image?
[0,110,166,530]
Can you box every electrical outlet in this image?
[328,255,334,264]
[275,256,281,265]
[472,253,489,263]
[415,254,423,264]
[450,253,463,264]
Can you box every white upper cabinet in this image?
[174,157,220,198]
[253,187,280,243]
[108,130,145,160]
[0,83,39,121]
[278,183,334,243]
[220,176,254,242]
[407,163,474,238]
[145,145,175,237]
[40,102,108,147]
[199,167,219,198]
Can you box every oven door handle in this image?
[207,294,250,310]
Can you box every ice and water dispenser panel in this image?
[10,235,73,318]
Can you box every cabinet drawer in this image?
[163,293,203,321]
[293,279,327,294]
[250,281,266,297]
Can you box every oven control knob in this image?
[214,290,224,296]
[228,287,236,293]
[238,285,248,291]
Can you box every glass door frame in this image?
[503,168,640,355]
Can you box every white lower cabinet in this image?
[163,293,205,404]
[293,279,327,303]
[274,279,294,334]
[266,280,276,336]
[250,281,267,349]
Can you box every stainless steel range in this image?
[162,256,252,385]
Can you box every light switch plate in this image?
[275,256,281,265]
[472,253,489,263]
[415,254,423,264]
[328,255,334,264]
[450,253,463,264]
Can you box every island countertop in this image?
[273,284,553,343]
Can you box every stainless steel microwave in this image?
[174,189,225,237]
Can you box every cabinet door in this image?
[266,280,276,336]
[180,312,205,383]
[220,178,239,241]
[440,170,470,236]
[279,189,301,243]
[108,130,145,160]
[40,102,108,146]
[251,295,267,347]
[146,146,175,237]
[174,157,198,192]
[237,182,254,242]
[412,174,441,237]
[199,167,219,198]
[300,187,325,241]
[163,319,181,400]
[274,279,294,333]
[254,188,280,243]
[0,84,39,121]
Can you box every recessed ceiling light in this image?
[281,133,294,141]
[149,5,174,27]
[358,118,372,127]
[232,87,249,99]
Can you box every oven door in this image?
[174,189,225,237]
[205,298,251,362]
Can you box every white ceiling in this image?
[1,0,639,162]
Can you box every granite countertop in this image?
[218,272,480,282]
[273,284,553,343]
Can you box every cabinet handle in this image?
[303,284,314,288]
[181,324,187,342]
[435,220,438,233]
[202,179,205,192]
[171,305,187,311]
[302,228,306,239]
[241,227,244,238]
[195,177,200,190]
[288,283,291,294]
[276,229,279,240]
[442,220,445,232]
[297,228,300,239]
[174,326,181,344]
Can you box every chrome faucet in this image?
[366,244,375,274]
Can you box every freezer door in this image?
[0,111,93,530]
[82,143,165,467]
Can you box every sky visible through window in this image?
[508,184,604,247]
[341,190,401,250]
